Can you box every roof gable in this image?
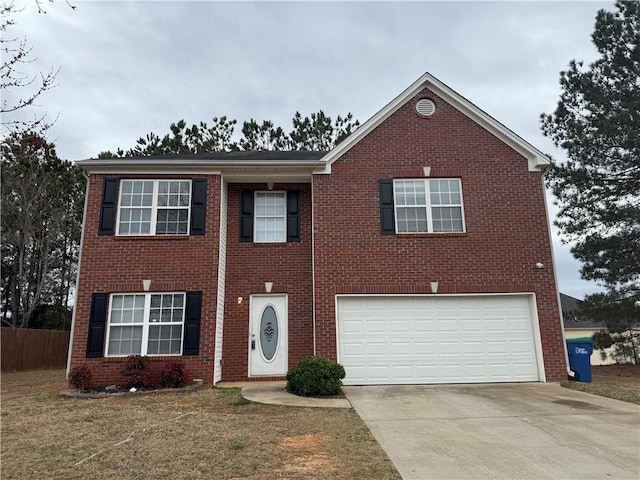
[319,72,551,173]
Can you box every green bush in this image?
[286,355,346,397]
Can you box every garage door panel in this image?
[342,320,363,334]
[461,341,486,354]
[462,320,483,332]
[390,365,414,379]
[338,295,540,385]
[366,320,387,333]
[389,319,410,333]
[390,342,412,355]
[485,319,508,331]
[414,321,435,332]
[510,340,535,354]
[365,298,386,311]
[368,366,390,379]
[414,341,437,354]
[366,343,388,355]
[437,320,458,332]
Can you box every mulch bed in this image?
[59,379,203,399]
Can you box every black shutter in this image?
[98,178,119,235]
[86,293,109,358]
[379,179,395,235]
[286,190,300,242]
[190,179,207,235]
[182,291,202,356]
[240,191,254,242]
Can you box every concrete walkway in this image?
[345,383,640,480]
[217,381,351,408]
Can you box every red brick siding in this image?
[312,89,567,382]
[221,183,314,381]
[68,174,221,386]
[70,86,567,385]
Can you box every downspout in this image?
[541,172,573,378]
[311,175,317,355]
[66,170,90,378]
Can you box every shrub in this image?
[160,360,189,388]
[69,365,93,390]
[286,355,346,397]
[121,355,150,388]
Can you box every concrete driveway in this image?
[344,383,640,480]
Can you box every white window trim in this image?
[105,292,185,357]
[253,191,287,243]
[393,178,466,234]
[116,179,191,236]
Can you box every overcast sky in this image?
[5,0,613,299]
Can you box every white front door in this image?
[249,294,288,376]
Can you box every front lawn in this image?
[1,369,400,480]
[561,364,640,404]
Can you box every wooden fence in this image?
[1,328,70,371]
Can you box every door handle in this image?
[251,334,256,350]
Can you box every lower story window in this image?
[106,293,185,356]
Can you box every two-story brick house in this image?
[67,73,568,386]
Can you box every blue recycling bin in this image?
[566,337,594,382]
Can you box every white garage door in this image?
[337,295,541,385]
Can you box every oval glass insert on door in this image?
[259,305,279,361]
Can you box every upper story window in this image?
[118,180,191,235]
[106,292,185,356]
[379,178,465,234]
[240,190,300,243]
[254,192,287,242]
[98,177,206,237]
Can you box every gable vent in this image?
[416,99,436,117]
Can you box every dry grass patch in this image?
[561,364,640,404]
[1,369,400,479]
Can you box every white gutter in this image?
[542,174,573,378]
[311,175,317,355]
[66,170,90,378]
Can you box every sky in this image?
[4,0,613,299]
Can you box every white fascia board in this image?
[320,72,551,173]
[80,166,224,175]
[77,158,326,176]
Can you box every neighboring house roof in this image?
[319,71,551,174]
[560,293,604,329]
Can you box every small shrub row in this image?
[69,356,190,391]
[286,355,346,397]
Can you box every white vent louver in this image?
[416,99,436,116]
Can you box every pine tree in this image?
[541,1,640,362]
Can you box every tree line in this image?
[97,112,359,158]
[1,111,359,329]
